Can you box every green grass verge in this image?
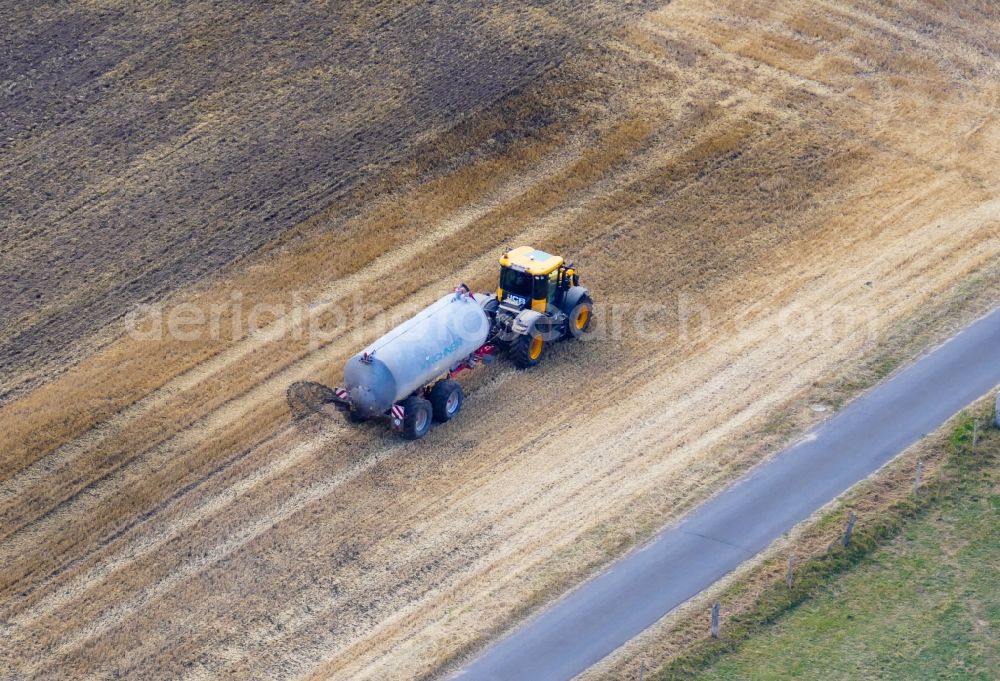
[655,403,999,680]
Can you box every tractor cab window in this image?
[500,267,533,298]
[534,275,550,303]
[548,270,560,304]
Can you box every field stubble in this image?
[1,0,999,679]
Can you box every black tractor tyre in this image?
[567,295,593,339]
[511,332,546,369]
[401,396,433,440]
[429,379,464,422]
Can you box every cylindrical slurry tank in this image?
[343,293,490,416]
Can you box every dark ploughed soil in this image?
[0,0,654,403]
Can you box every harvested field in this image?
[1,1,998,680]
[0,0,655,404]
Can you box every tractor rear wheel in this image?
[401,396,432,440]
[429,379,464,422]
[567,295,593,339]
[512,333,546,369]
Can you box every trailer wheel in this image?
[566,294,593,339]
[401,397,432,440]
[429,379,464,422]
[512,333,545,369]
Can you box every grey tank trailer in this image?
[315,246,594,439]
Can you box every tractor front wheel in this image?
[567,295,593,339]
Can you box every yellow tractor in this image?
[480,246,594,368]
[292,246,593,438]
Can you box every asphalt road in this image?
[454,305,1000,681]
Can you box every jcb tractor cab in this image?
[481,246,593,368]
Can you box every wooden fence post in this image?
[786,554,795,589]
[972,419,979,454]
[913,460,924,493]
[639,657,646,681]
[711,603,720,639]
[843,512,857,547]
